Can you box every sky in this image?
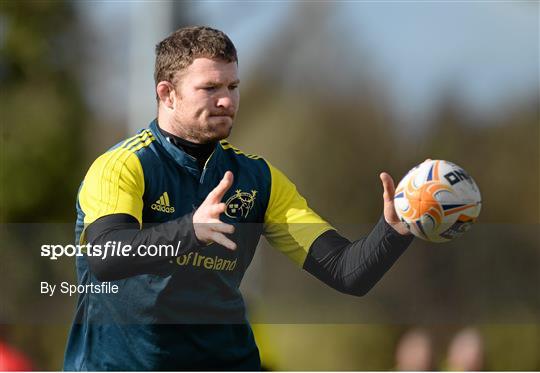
[77,1,538,129]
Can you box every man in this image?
[64,26,413,370]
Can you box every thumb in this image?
[380,171,404,228]
[379,172,396,202]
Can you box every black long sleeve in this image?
[84,213,202,281]
[303,216,414,296]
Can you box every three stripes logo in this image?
[151,192,175,214]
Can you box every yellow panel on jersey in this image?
[78,141,146,241]
[263,161,335,267]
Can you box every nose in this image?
[216,91,235,111]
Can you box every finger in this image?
[206,171,234,203]
[207,219,235,234]
[209,203,227,216]
[380,173,401,224]
[211,222,235,235]
[379,172,396,202]
[211,232,237,251]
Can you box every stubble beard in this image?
[171,112,233,144]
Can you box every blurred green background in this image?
[0,1,538,370]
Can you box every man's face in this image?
[170,58,240,143]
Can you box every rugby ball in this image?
[394,160,481,242]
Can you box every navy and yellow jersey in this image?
[64,119,333,370]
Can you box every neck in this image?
[157,122,216,170]
[157,111,205,144]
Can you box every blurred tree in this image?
[0,0,88,223]
[424,91,539,223]
[232,10,539,369]
[0,1,537,370]
[0,1,90,370]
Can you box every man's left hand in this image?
[379,172,411,236]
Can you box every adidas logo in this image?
[151,192,175,214]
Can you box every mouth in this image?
[209,115,234,125]
[210,114,234,119]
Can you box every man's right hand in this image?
[193,171,237,250]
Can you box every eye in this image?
[229,85,239,90]
[202,86,216,92]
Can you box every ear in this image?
[156,81,176,109]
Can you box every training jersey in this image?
[64,119,333,370]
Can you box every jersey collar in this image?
[149,119,222,178]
